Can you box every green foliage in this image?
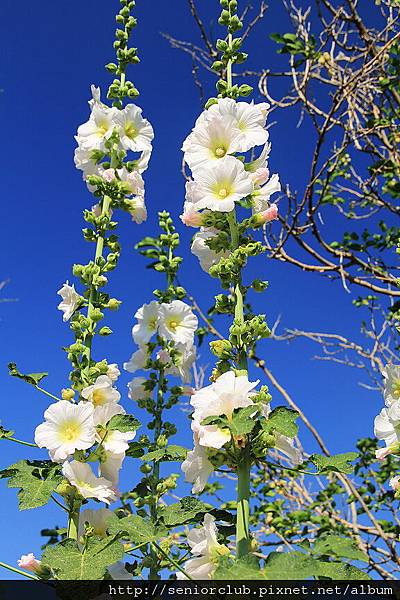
[310,453,359,475]
[42,537,124,580]
[0,460,62,510]
[140,445,188,463]
[159,497,210,526]
[312,534,368,563]
[108,414,141,432]
[261,407,300,438]
[107,514,167,545]
[8,362,48,386]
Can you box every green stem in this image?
[6,436,38,448]
[152,542,194,581]
[236,455,251,558]
[35,385,62,403]
[227,32,233,90]
[67,505,80,540]
[0,561,39,580]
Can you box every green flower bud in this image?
[108,298,122,310]
[61,388,75,401]
[239,84,253,96]
[98,326,113,336]
[210,339,232,359]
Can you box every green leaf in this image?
[313,534,369,563]
[262,407,299,438]
[310,452,358,475]
[107,514,167,545]
[141,445,188,463]
[42,537,124,580]
[317,561,370,580]
[214,556,266,580]
[126,441,145,458]
[0,425,14,439]
[159,497,210,527]
[107,414,141,432]
[264,551,318,580]
[228,406,259,436]
[8,362,48,386]
[0,460,63,510]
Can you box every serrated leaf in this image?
[141,445,188,463]
[214,556,266,580]
[317,561,370,580]
[126,441,145,458]
[8,362,48,386]
[108,414,141,432]
[107,514,167,545]
[42,537,124,580]
[228,406,259,436]
[313,534,368,563]
[264,551,317,580]
[0,460,63,510]
[262,407,299,438]
[310,452,358,475]
[159,497,210,527]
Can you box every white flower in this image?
[180,200,204,227]
[108,562,134,580]
[158,300,198,346]
[124,348,149,373]
[57,282,80,322]
[107,364,121,382]
[252,173,281,213]
[166,343,196,383]
[187,156,253,213]
[383,365,400,405]
[77,104,115,151]
[191,370,258,424]
[35,401,96,462]
[374,401,400,458]
[178,514,229,580]
[136,148,152,174]
[62,461,117,503]
[208,98,270,152]
[127,196,147,224]
[183,114,242,171]
[117,167,145,197]
[114,104,154,152]
[81,375,121,407]
[93,403,136,454]
[99,451,125,486]
[389,476,400,491]
[128,377,151,401]
[132,301,160,345]
[74,146,99,180]
[246,142,271,173]
[261,404,302,465]
[18,553,42,574]
[89,85,101,108]
[191,228,229,273]
[78,507,114,539]
[182,443,214,493]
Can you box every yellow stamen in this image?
[215,147,226,158]
[218,188,228,198]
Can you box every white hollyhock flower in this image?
[389,476,400,491]
[107,364,121,382]
[77,104,115,151]
[166,343,196,383]
[117,167,145,197]
[99,451,125,486]
[35,401,96,462]
[177,514,229,580]
[246,142,271,173]
[74,146,99,179]
[108,562,134,580]
[208,98,270,152]
[182,443,214,493]
[62,461,117,504]
[81,375,121,407]
[183,115,242,171]
[191,228,229,273]
[114,104,154,152]
[89,84,101,107]
[128,377,151,401]
[252,173,281,213]
[136,148,152,174]
[180,200,204,227]
[57,282,80,322]
[374,401,400,458]
[132,301,160,345]
[78,507,114,539]
[158,300,198,346]
[124,348,149,373]
[383,365,400,405]
[187,156,253,213]
[127,195,147,224]
[93,403,136,454]
[261,404,302,465]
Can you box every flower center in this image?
[125,122,137,139]
[59,420,82,442]
[392,380,400,399]
[215,146,226,158]
[218,188,228,199]
[92,389,107,407]
[97,121,109,136]
[168,319,179,331]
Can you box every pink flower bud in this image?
[254,204,278,225]
[376,447,393,460]
[252,168,269,186]
[390,476,400,491]
[180,207,203,227]
[18,553,41,573]
[157,349,171,365]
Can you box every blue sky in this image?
[0,0,391,578]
